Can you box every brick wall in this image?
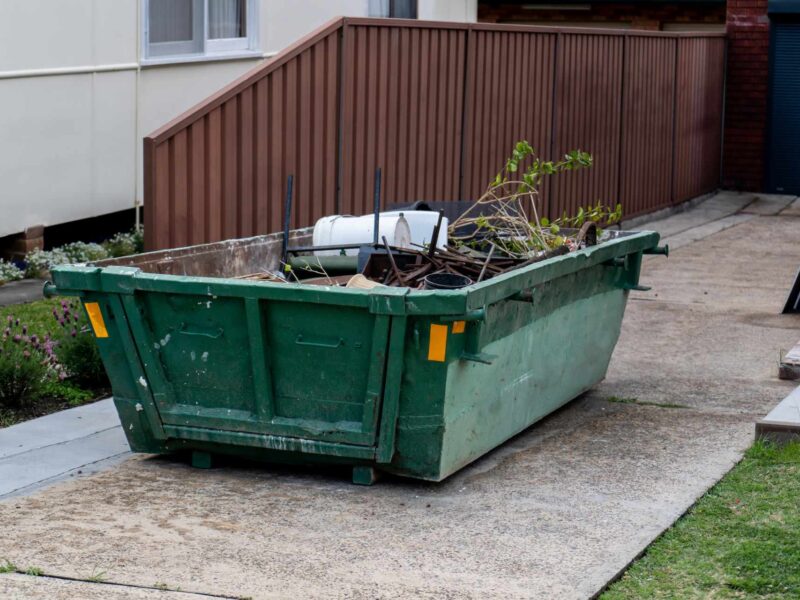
[723,0,770,190]
[478,3,726,30]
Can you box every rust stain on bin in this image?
[144,17,726,251]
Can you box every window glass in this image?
[150,0,194,43]
[390,0,417,19]
[209,0,247,39]
[369,0,418,19]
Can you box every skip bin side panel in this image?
[118,287,390,447]
[379,317,451,480]
[78,293,168,452]
[438,263,628,480]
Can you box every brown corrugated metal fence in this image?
[145,17,726,250]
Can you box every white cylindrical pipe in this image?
[312,213,412,256]
[382,210,448,250]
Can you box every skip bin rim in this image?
[49,230,659,318]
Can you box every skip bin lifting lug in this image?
[440,309,496,365]
[643,244,669,257]
[622,283,652,291]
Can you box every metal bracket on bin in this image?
[441,308,496,365]
[509,288,535,303]
[644,244,669,257]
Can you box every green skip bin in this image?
[46,228,662,484]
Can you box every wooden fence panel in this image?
[339,22,468,214]
[144,17,726,250]
[673,37,726,203]
[619,36,677,218]
[461,28,557,205]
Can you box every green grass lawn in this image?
[0,297,62,340]
[0,298,101,427]
[602,440,800,599]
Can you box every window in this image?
[144,0,258,62]
[368,0,418,19]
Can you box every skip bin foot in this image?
[352,466,379,486]
[191,451,213,469]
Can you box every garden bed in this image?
[0,298,109,428]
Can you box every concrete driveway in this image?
[1,192,798,599]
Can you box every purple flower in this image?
[30,334,38,343]
[6,315,12,324]
[21,325,27,335]
[14,318,19,326]
[3,328,9,337]
[71,329,77,337]
[12,334,21,343]
[22,350,30,358]
[58,318,65,327]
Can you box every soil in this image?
[0,387,110,428]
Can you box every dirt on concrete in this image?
[1,198,798,599]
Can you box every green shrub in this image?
[42,379,95,406]
[60,241,108,263]
[0,260,24,285]
[52,300,108,388]
[24,228,144,278]
[24,248,70,278]
[0,316,51,409]
[103,228,144,258]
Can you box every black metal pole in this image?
[281,174,294,268]
[373,168,381,246]
[428,209,445,259]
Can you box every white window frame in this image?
[142,0,260,65]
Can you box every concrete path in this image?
[0,278,47,307]
[0,190,798,599]
[0,399,129,499]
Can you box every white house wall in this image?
[0,0,475,239]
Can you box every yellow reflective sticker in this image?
[452,320,466,334]
[84,302,109,338]
[428,324,448,362]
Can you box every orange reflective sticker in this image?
[452,320,466,334]
[84,302,109,338]
[427,324,448,362]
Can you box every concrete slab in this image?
[0,574,218,600]
[656,213,754,251]
[0,191,797,599]
[740,194,797,215]
[0,406,757,600]
[634,190,755,240]
[780,198,800,217]
[0,398,120,459]
[0,279,47,307]
[0,427,130,498]
[779,341,800,380]
[756,386,800,442]
[0,399,129,499]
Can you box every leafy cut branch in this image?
[449,141,622,258]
